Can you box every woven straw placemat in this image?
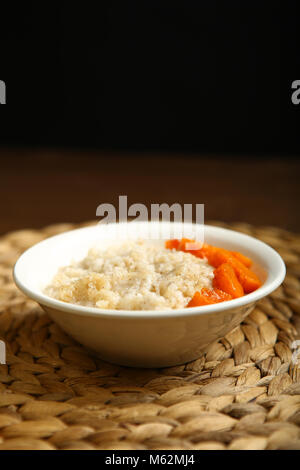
[0,221,300,450]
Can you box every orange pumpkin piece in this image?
[203,246,232,267]
[230,251,252,268]
[213,263,244,298]
[196,245,261,294]
[194,243,225,265]
[187,288,232,307]
[213,254,261,293]
[230,258,262,293]
[165,239,180,250]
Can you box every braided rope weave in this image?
[0,221,300,450]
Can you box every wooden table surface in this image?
[1,148,299,235]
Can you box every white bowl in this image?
[13,222,286,368]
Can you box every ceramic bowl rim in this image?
[13,223,286,319]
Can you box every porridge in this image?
[45,240,214,310]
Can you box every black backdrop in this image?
[1,1,299,154]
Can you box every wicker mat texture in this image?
[0,221,300,450]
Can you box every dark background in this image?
[0,1,299,234]
[1,0,299,153]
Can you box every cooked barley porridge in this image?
[45,240,214,310]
